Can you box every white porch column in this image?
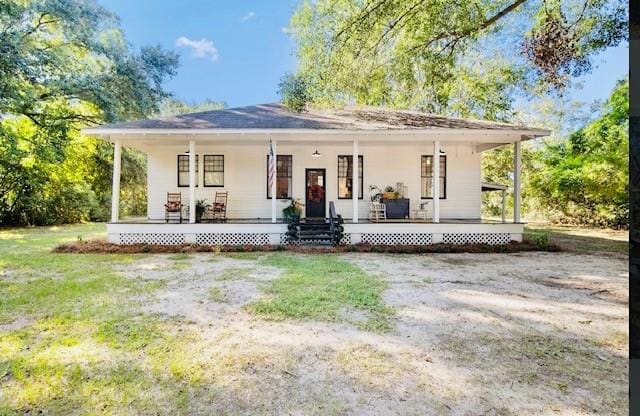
[352,139,359,223]
[110,140,121,223]
[271,139,277,223]
[513,140,522,223]
[189,140,196,223]
[432,140,440,223]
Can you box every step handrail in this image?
[329,201,337,242]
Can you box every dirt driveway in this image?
[113,249,628,415]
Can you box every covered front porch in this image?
[105,138,525,245]
[83,103,549,246]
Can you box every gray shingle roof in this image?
[97,103,547,132]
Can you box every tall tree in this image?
[0,0,179,225]
[285,0,627,118]
[529,78,629,228]
[156,98,226,117]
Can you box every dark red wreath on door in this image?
[307,184,325,203]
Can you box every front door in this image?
[305,169,326,218]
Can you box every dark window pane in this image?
[267,155,292,198]
[339,177,351,199]
[338,155,363,199]
[178,155,198,187]
[204,155,224,186]
[421,155,445,198]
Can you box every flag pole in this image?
[270,138,277,223]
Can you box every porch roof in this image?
[481,182,508,192]
[83,102,550,138]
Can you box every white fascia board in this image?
[81,127,551,140]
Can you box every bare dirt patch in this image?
[109,250,627,415]
[115,253,281,325]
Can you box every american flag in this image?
[268,139,275,191]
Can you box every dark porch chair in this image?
[206,191,228,222]
[165,193,183,223]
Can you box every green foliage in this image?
[529,78,628,228]
[282,199,303,241]
[287,0,626,116]
[282,198,303,221]
[156,98,226,117]
[522,0,628,88]
[481,144,538,218]
[194,199,207,222]
[483,78,628,228]
[278,73,310,112]
[86,140,148,221]
[524,232,550,249]
[333,214,345,245]
[0,0,179,225]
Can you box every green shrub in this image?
[524,232,549,249]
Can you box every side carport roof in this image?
[481,182,508,192]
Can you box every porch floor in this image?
[115,217,519,225]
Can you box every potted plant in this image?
[195,199,207,223]
[383,185,397,200]
[369,185,383,202]
[282,198,303,221]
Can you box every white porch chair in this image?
[412,201,430,221]
[368,202,387,222]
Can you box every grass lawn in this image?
[0,223,629,415]
[0,223,392,414]
[525,222,628,254]
[248,254,393,331]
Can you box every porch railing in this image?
[329,201,338,244]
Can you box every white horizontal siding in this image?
[146,142,481,220]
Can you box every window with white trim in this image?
[421,155,446,199]
[178,154,198,187]
[204,155,224,187]
[338,155,363,199]
[267,155,292,199]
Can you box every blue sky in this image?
[100,0,628,110]
[101,0,298,107]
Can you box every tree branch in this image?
[21,13,57,39]
[409,0,530,55]
[366,0,427,55]
[333,0,392,42]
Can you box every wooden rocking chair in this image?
[164,193,183,223]
[206,191,228,222]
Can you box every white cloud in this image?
[241,11,256,22]
[281,26,293,34]
[175,36,219,62]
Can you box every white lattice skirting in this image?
[280,234,296,245]
[119,233,186,245]
[109,224,521,246]
[196,233,270,246]
[443,233,511,245]
[361,233,433,245]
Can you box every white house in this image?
[82,103,549,246]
